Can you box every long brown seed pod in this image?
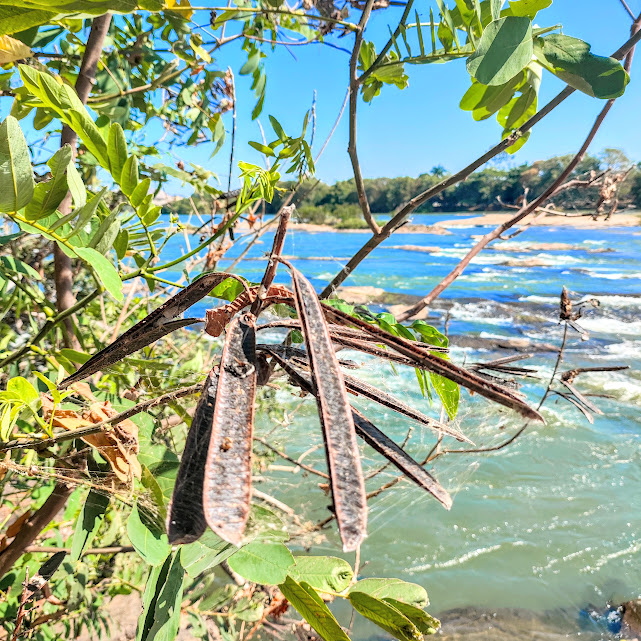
[267,350,452,509]
[167,368,219,544]
[351,408,452,509]
[59,272,246,389]
[322,304,544,422]
[259,345,470,444]
[203,314,257,546]
[341,373,473,444]
[282,262,367,552]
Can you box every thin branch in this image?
[24,546,135,555]
[0,384,202,453]
[348,0,381,234]
[320,24,641,299]
[618,0,636,21]
[0,483,73,580]
[254,436,330,479]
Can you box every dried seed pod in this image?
[267,350,452,509]
[167,368,219,544]
[322,304,544,422]
[342,373,472,444]
[59,272,244,389]
[351,408,452,509]
[288,266,367,552]
[203,314,257,545]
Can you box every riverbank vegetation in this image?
[170,148,641,229]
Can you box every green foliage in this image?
[0,115,34,213]
[0,3,632,640]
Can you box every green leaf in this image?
[70,490,109,563]
[136,552,184,641]
[89,209,121,255]
[24,145,72,221]
[113,228,129,260]
[348,591,421,641]
[64,187,107,239]
[248,140,275,156]
[227,542,294,585]
[137,553,171,641]
[383,599,440,635]
[180,530,236,578]
[121,155,139,196]
[6,376,39,406]
[535,34,629,99]
[108,122,127,183]
[75,246,123,301]
[210,276,247,302]
[490,0,504,19]
[131,178,151,208]
[288,556,353,593]
[430,371,460,419]
[145,553,184,641]
[279,576,350,641]
[467,16,533,86]
[240,50,260,75]
[0,115,34,212]
[348,578,428,607]
[0,255,41,281]
[127,504,171,566]
[66,159,86,208]
[66,107,109,168]
[0,8,56,38]
[410,321,449,348]
[508,0,551,17]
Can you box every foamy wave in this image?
[581,540,641,573]
[583,270,641,280]
[579,317,641,336]
[408,541,526,572]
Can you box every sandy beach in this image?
[231,212,641,234]
[434,211,641,228]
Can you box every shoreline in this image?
[248,212,641,233]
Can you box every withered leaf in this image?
[167,368,219,544]
[322,305,544,422]
[59,272,242,389]
[41,396,141,482]
[203,314,257,545]
[288,266,367,552]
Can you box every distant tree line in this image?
[170,149,641,227]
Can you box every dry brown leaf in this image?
[5,509,32,539]
[40,396,141,482]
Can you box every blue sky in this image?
[177,0,641,191]
[5,1,639,192]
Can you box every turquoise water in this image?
[172,216,641,638]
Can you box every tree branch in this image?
[54,13,112,348]
[396,15,641,320]
[0,483,73,580]
[348,0,380,234]
[319,24,641,299]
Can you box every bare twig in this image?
[348,0,380,234]
[0,384,202,453]
[320,25,641,299]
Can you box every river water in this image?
[169,214,641,639]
